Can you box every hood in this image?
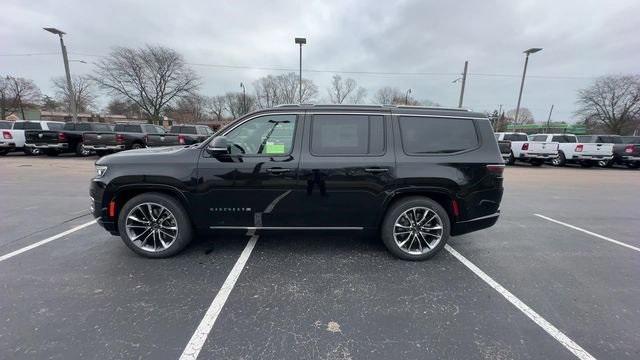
[96,146,189,165]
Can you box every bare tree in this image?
[2,76,41,119]
[106,98,141,117]
[505,107,534,125]
[205,95,227,121]
[52,75,97,113]
[349,87,367,104]
[166,94,208,124]
[41,95,62,112]
[225,92,256,119]
[92,45,200,123]
[576,75,640,134]
[328,74,357,104]
[374,86,419,105]
[253,72,317,108]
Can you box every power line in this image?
[0,51,602,80]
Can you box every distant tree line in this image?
[3,45,638,134]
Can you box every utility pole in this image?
[458,60,468,108]
[44,27,78,122]
[405,88,412,105]
[240,82,246,114]
[546,104,554,133]
[294,37,306,104]
[514,48,542,124]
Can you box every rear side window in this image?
[503,134,528,141]
[577,136,591,142]
[64,123,76,130]
[531,135,548,141]
[552,135,576,143]
[47,122,63,130]
[24,122,43,130]
[399,116,478,154]
[76,123,91,131]
[598,136,621,143]
[0,121,11,129]
[115,124,142,133]
[311,114,384,156]
[622,136,640,144]
[93,124,112,131]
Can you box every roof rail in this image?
[394,105,470,112]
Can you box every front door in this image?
[194,113,303,230]
[297,112,396,229]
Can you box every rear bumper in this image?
[451,212,500,236]
[571,155,613,160]
[25,143,68,149]
[519,153,557,159]
[0,141,16,149]
[84,144,125,151]
[621,155,640,161]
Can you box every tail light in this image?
[625,145,635,154]
[575,144,583,152]
[486,164,505,176]
[58,132,66,142]
[178,134,185,145]
[2,131,12,139]
[116,133,125,144]
[521,143,529,151]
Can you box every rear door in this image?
[296,111,395,228]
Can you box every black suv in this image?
[91,105,504,260]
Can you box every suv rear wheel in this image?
[381,197,450,261]
[117,192,193,258]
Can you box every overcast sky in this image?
[2,0,638,122]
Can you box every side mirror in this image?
[206,136,230,156]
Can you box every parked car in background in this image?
[145,124,215,147]
[0,120,64,156]
[576,135,639,169]
[495,132,558,166]
[155,124,214,146]
[24,122,114,157]
[530,133,613,167]
[84,123,178,156]
[494,134,511,162]
[90,105,504,260]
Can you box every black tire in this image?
[96,150,109,157]
[381,196,450,261]
[117,192,193,258]
[530,159,543,167]
[131,143,144,149]
[506,152,515,165]
[23,147,40,156]
[580,161,594,168]
[598,159,613,168]
[45,149,59,156]
[0,149,8,156]
[75,142,90,156]
[551,151,566,167]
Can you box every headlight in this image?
[95,165,108,178]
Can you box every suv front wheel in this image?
[117,192,193,258]
[381,197,450,261]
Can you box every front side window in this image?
[225,114,297,155]
[399,116,478,154]
[310,114,384,155]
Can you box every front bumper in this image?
[25,143,68,149]
[451,212,500,236]
[90,179,118,235]
[84,144,125,151]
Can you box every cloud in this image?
[1,0,638,121]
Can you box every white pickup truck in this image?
[530,133,614,167]
[495,132,559,166]
[0,120,65,156]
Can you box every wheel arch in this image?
[379,188,456,232]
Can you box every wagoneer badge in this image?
[38,133,43,138]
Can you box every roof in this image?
[264,104,486,118]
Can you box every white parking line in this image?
[534,214,640,253]
[179,235,259,360]
[445,245,596,360]
[0,220,97,263]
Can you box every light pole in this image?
[514,47,542,125]
[294,37,306,104]
[240,82,246,114]
[405,88,412,105]
[44,27,78,122]
[458,60,468,108]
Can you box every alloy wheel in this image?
[393,207,444,255]
[125,202,178,252]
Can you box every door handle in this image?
[364,168,389,173]
[266,168,291,174]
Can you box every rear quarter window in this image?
[399,116,478,154]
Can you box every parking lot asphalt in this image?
[0,155,639,360]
